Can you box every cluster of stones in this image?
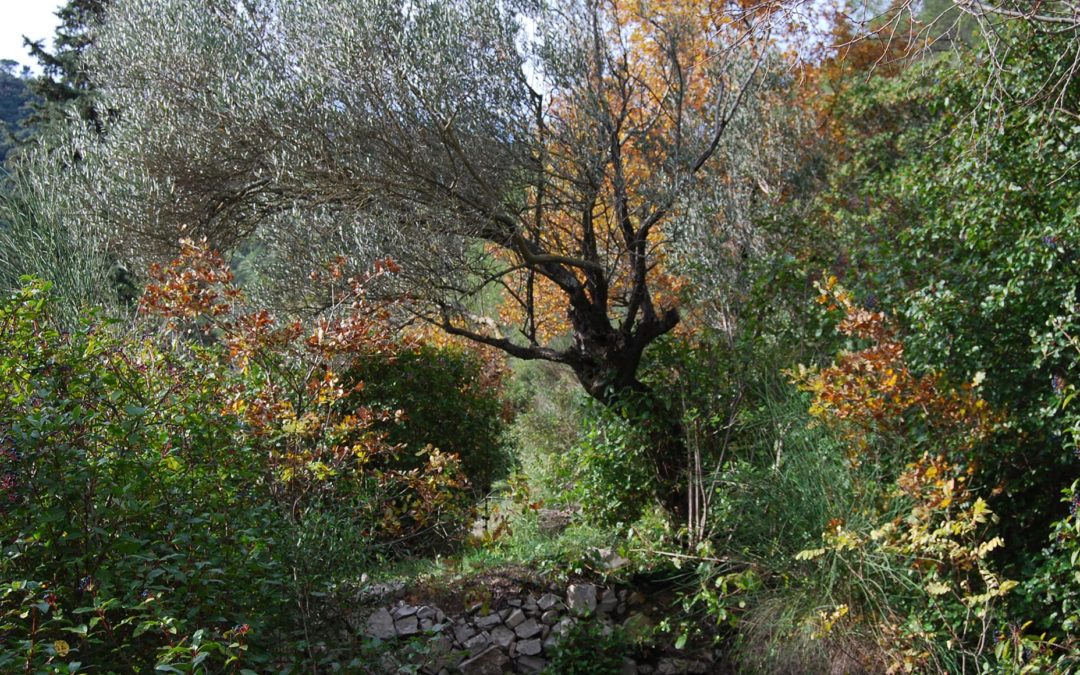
[364,582,663,674]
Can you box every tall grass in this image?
[700,380,960,673]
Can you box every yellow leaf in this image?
[972,498,991,522]
[796,547,826,561]
[926,581,951,596]
[54,640,70,657]
[976,537,1005,558]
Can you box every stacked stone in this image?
[363,583,654,674]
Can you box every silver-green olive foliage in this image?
[70,0,771,405]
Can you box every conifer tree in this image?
[23,0,109,134]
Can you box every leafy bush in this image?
[1007,482,1080,673]
[0,243,476,669]
[1008,339,1080,672]
[823,28,1080,554]
[787,281,1014,672]
[546,621,631,675]
[341,342,509,495]
[680,281,1016,673]
[563,397,656,527]
[0,279,285,671]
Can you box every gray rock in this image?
[637,666,654,675]
[453,622,477,645]
[366,607,397,640]
[463,631,492,655]
[516,655,547,673]
[392,604,419,619]
[621,658,639,675]
[490,625,516,649]
[541,609,560,625]
[417,606,438,621]
[551,616,575,638]
[395,615,420,636]
[537,593,561,611]
[508,597,522,607]
[656,658,687,675]
[457,646,509,675]
[505,608,526,628]
[537,508,572,535]
[593,547,630,571]
[566,584,598,617]
[514,618,541,639]
[423,635,455,673]
[355,580,407,604]
[476,613,503,630]
[517,638,542,656]
[598,589,619,615]
[622,613,655,641]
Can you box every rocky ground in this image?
[351,569,722,674]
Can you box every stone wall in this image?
[359,581,715,674]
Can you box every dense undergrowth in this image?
[0,248,504,671]
[1,3,1079,674]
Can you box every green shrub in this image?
[823,27,1080,555]
[545,621,631,675]
[0,280,288,671]
[0,256,476,669]
[505,358,584,506]
[687,286,1015,673]
[341,343,509,494]
[564,397,656,526]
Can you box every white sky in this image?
[0,1,64,70]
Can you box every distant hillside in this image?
[0,60,34,163]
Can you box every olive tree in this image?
[61,0,782,513]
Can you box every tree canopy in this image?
[44,0,789,509]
